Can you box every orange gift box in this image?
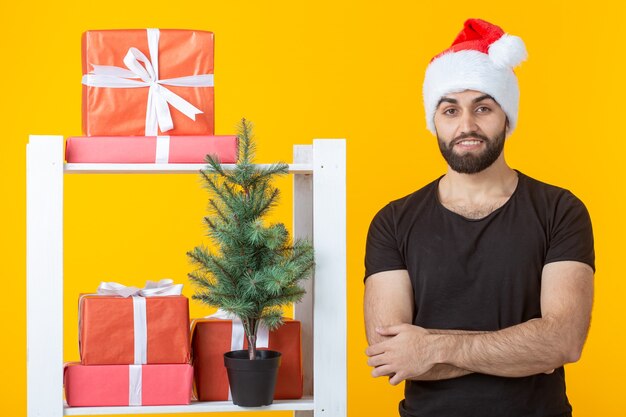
[82,29,214,136]
[65,135,238,163]
[79,295,190,365]
[191,319,303,401]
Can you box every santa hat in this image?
[422,18,527,136]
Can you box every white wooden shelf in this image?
[64,397,315,415]
[64,163,314,174]
[26,136,347,417]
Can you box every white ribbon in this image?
[155,136,170,163]
[257,325,270,349]
[230,318,245,351]
[206,309,270,400]
[82,28,214,136]
[132,297,147,364]
[128,365,143,406]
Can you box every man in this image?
[363,18,595,417]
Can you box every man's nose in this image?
[459,110,479,135]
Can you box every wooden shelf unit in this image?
[26,136,346,417]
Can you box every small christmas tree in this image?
[188,119,314,360]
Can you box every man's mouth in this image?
[453,138,485,148]
[456,139,483,145]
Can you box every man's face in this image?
[433,90,508,174]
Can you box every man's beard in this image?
[437,128,506,174]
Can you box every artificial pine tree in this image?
[188,119,314,360]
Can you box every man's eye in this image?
[476,106,491,113]
[443,108,457,115]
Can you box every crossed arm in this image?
[364,261,594,385]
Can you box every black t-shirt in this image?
[364,171,595,417]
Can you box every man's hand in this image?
[366,323,439,385]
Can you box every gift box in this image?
[66,135,238,163]
[82,28,214,136]
[64,363,193,406]
[79,294,190,365]
[191,318,303,401]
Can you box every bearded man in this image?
[364,18,595,417]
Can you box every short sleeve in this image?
[545,191,595,272]
[364,204,406,281]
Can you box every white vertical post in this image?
[293,145,314,417]
[312,139,346,417]
[27,135,64,417]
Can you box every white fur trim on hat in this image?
[422,50,520,137]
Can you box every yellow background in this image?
[2,0,625,416]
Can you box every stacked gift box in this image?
[65,280,193,406]
[64,27,304,407]
[65,28,238,164]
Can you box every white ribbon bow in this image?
[97,278,183,298]
[82,28,214,136]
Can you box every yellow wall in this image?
[2,1,625,416]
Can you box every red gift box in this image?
[64,363,193,406]
[191,318,303,401]
[82,29,214,136]
[79,295,190,365]
[65,136,238,163]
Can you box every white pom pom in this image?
[488,34,528,69]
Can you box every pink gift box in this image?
[64,363,193,407]
[65,136,238,163]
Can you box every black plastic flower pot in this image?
[223,349,282,407]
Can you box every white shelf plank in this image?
[312,139,347,416]
[27,135,65,416]
[64,397,314,415]
[64,163,313,174]
[293,145,314,417]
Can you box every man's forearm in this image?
[367,262,593,385]
[411,329,487,381]
[435,317,580,377]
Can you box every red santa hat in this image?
[422,18,528,136]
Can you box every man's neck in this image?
[438,158,519,215]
